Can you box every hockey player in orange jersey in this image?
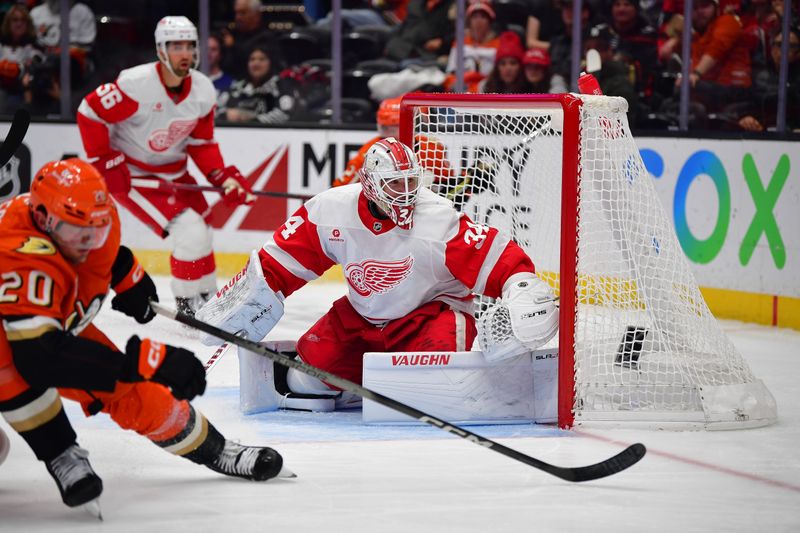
[0,159,290,516]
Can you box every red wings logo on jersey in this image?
[345,256,414,297]
[147,119,198,152]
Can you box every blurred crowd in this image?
[0,0,798,132]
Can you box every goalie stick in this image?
[204,341,234,374]
[150,301,647,482]
[130,178,313,201]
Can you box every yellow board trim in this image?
[131,249,800,330]
[131,249,345,284]
[700,287,800,330]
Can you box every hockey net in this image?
[399,93,776,430]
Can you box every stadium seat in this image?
[343,31,384,66]
[278,27,330,65]
[342,68,374,101]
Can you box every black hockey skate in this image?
[45,444,103,508]
[206,441,293,481]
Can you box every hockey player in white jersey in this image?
[198,137,559,407]
[76,16,255,316]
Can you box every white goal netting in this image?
[403,93,776,429]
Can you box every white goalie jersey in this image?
[258,184,536,324]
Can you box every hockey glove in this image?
[478,274,559,363]
[123,336,207,401]
[503,275,559,349]
[111,246,158,323]
[92,151,131,194]
[208,166,255,206]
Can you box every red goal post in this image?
[399,92,777,430]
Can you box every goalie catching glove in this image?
[195,250,284,345]
[478,274,559,362]
[122,336,206,400]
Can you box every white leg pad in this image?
[237,345,281,415]
[168,209,213,260]
[237,341,338,413]
[362,348,559,425]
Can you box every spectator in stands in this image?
[522,47,568,93]
[315,0,397,30]
[207,33,233,96]
[30,0,96,52]
[29,0,95,84]
[217,42,288,124]
[28,0,95,90]
[605,0,658,93]
[0,4,42,114]
[526,0,565,50]
[737,24,800,131]
[480,31,533,93]
[584,24,640,125]
[658,11,684,63]
[444,1,500,92]
[385,0,454,64]
[739,0,780,68]
[638,0,665,28]
[675,0,752,111]
[770,0,799,20]
[549,0,594,81]
[221,0,277,79]
[371,0,410,25]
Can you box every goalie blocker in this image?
[238,342,559,424]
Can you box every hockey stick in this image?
[130,178,313,201]
[151,301,646,482]
[204,341,234,374]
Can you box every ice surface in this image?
[1,277,798,532]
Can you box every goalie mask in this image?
[359,137,422,229]
[155,16,199,76]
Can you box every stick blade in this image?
[557,443,646,482]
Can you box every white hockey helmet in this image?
[359,137,423,230]
[154,16,199,75]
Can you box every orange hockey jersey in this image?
[0,195,121,398]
